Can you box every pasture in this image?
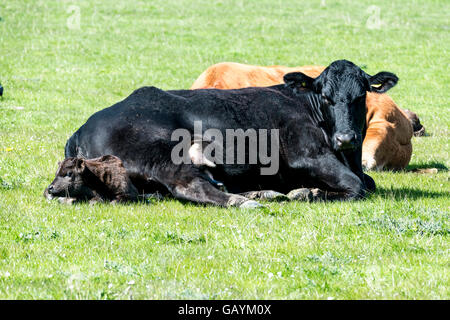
[0,0,448,299]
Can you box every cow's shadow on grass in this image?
[368,161,448,200]
[405,162,448,172]
[372,186,448,200]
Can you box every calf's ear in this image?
[75,158,86,173]
[99,155,123,166]
[83,159,113,184]
[284,72,315,91]
[369,72,398,93]
[99,155,117,162]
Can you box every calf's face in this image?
[403,109,425,136]
[284,60,398,152]
[46,158,92,198]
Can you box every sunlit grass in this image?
[0,0,448,299]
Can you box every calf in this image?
[44,155,139,204]
[403,109,426,137]
[63,60,398,207]
[191,62,418,170]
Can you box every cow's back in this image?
[190,62,325,89]
[65,87,188,159]
[65,84,313,161]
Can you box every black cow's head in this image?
[284,60,398,152]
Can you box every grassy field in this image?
[0,0,448,299]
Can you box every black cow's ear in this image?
[369,72,398,93]
[75,158,86,173]
[283,72,315,91]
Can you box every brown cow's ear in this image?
[284,72,315,91]
[369,72,398,93]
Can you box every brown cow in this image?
[191,62,418,170]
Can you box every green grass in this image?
[0,0,449,299]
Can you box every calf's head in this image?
[403,109,425,137]
[45,155,137,201]
[45,157,93,198]
[284,59,398,152]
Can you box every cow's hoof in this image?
[241,190,288,202]
[58,197,76,205]
[287,188,313,201]
[89,198,105,205]
[239,200,264,209]
[140,193,164,201]
[287,188,326,201]
[310,188,325,200]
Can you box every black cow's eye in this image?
[66,172,72,177]
[322,95,333,105]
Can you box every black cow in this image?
[54,60,398,207]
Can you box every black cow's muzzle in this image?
[333,132,357,151]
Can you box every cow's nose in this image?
[335,133,357,150]
[47,185,54,193]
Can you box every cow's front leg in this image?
[339,148,376,193]
[173,177,263,208]
[289,154,366,201]
[153,164,263,208]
